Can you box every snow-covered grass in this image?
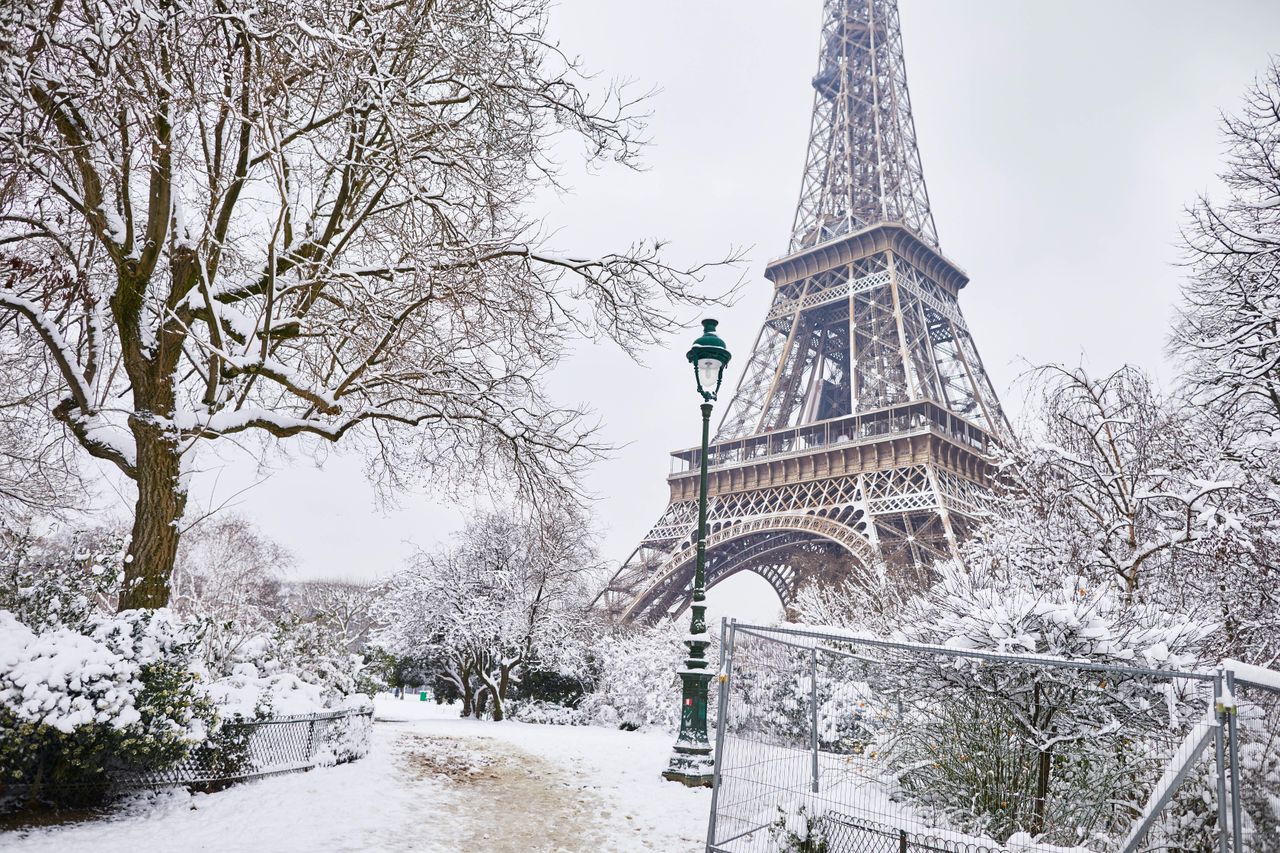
[2,695,712,852]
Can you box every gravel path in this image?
[3,702,710,853]
[399,731,610,852]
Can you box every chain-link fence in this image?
[1229,672,1280,851]
[113,706,374,788]
[706,622,1280,853]
[4,706,373,809]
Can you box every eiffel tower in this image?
[598,0,1007,623]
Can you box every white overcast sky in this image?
[156,1,1280,607]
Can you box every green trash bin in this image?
[419,690,427,701]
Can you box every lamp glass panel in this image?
[697,358,722,392]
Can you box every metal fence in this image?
[113,706,375,788]
[706,622,1280,853]
[4,706,373,808]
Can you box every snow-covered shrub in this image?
[313,696,374,767]
[508,699,589,726]
[198,618,366,719]
[768,802,829,852]
[0,528,122,631]
[880,562,1215,845]
[507,658,591,724]
[203,663,327,719]
[270,616,365,702]
[1234,692,1280,852]
[511,666,588,708]
[577,620,688,732]
[0,608,215,806]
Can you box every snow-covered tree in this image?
[791,558,913,635]
[1163,414,1280,667]
[883,561,1215,845]
[374,509,593,721]
[1171,61,1280,435]
[0,0,727,610]
[1020,365,1237,598]
[1165,61,1280,667]
[165,514,291,675]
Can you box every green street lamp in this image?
[663,318,731,787]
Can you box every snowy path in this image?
[3,700,712,852]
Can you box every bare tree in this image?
[1172,61,1280,434]
[169,513,290,670]
[287,579,375,654]
[171,513,289,623]
[0,0,728,609]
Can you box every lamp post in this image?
[663,318,731,787]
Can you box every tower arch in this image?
[619,514,875,623]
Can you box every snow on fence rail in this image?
[5,706,373,804]
[705,622,1280,853]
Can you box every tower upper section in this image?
[792,0,938,252]
[711,0,1006,448]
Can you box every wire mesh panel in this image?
[1229,675,1280,851]
[107,708,374,789]
[706,624,1259,853]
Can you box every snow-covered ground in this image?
[4,697,711,852]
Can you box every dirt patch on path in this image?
[402,734,610,853]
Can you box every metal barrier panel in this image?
[12,707,377,795]
[1229,677,1280,852]
[705,624,1274,853]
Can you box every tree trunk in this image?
[1030,681,1053,836]
[490,681,505,722]
[118,422,186,611]
[459,668,475,717]
[474,689,489,719]
[1032,746,1052,835]
[491,663,516,723]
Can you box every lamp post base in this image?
[665,664,715,787]
[663,743,714,787]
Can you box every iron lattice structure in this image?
[598,0,1007,623]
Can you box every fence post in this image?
[1213,669,1230,853]
[810,645,819,794]
[306,717,318,764]
[898,828,907,853]
[705,618,736,853]
[1224,668,1243,853]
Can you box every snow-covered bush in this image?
[509,699,590,726]
[270,616,366,703]
[0,603,370,809]
[313,696,375,767]
[0,528,122,631]
[768,802,829,852]
[577,620,692,732]
[0,608,215,805]
[198,618,366,719]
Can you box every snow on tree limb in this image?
[0,0,735,606]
